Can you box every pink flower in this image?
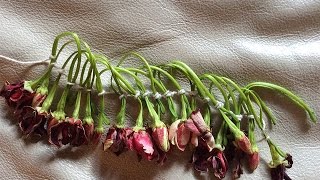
[0,81,34,110]
[247,151,260,172]
[127,129,155,161]
[104,126,131,155]
[151,122,170,152]
[168,119,191,151]
[18,106,50,136]
[185,110,215,150]
[234,133,252,154]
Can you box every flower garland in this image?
[0,32,317,180]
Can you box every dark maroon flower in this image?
[48,117,74,147]
[270,164,292,180]
[104,126,131,156]
[232,149,244,179]
[270,154,293,180]
[0,81,34,110]
[69,118,87,147]
[190,137,228,178]
[83,122,94,142]
[210,149,228,179]
[18,106,50,136]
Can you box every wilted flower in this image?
[270,154,293,180]
[18,106,50,136]
[190,137,228,179]
[0,81,34,110]
[127,129,155,161]
[47,117,75,147]
[104,126,132,155]
[168,119,191,151]
[69,118,87,147]
[185,110,215,150]
[210,149,228,179]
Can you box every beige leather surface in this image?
[0,1,319,179]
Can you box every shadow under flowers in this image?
[92,145,221,180]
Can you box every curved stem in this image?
[246,82,317,123]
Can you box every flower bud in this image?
[235,133,252,154]
[248,151,260,171]
[152,123,170,152]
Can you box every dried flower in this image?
[104,126,131,155]
[127,129,155,161]
[0,81,34,110]
[168,119,191,151]
[18,106,50,136]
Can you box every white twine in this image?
[66,82,76,86]
[235,114,243,121]
[119,94,125,100]
[247,115,255,119]
[265,135,270,140]
[49,55,56,60]
[178,89,186,95]
[204,97,211,102]
[0,55,50,65]
[164,90,176,97]
[142,90,152,98]
[98,90,107,96]
[134,90,141,99]
[215,101,224,109]
[153,92,162,99]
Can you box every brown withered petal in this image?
[0,81,34,110]
[18,106,50,136]
[285,154,293,168]
[48,119,74,147]
[69,118,87,147]
[210,149,228,179]
[104,126,129,156]
[270,164,292,180]
[232,149,244,179]
[83,123,94,142]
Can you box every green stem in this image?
[246,82,317,123]
[135,99,144,129]
[40,76,60,112]
[116,97,127,128]
[72,91,82,119]
[118,52,156,93]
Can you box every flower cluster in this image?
[0,32,316,179]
